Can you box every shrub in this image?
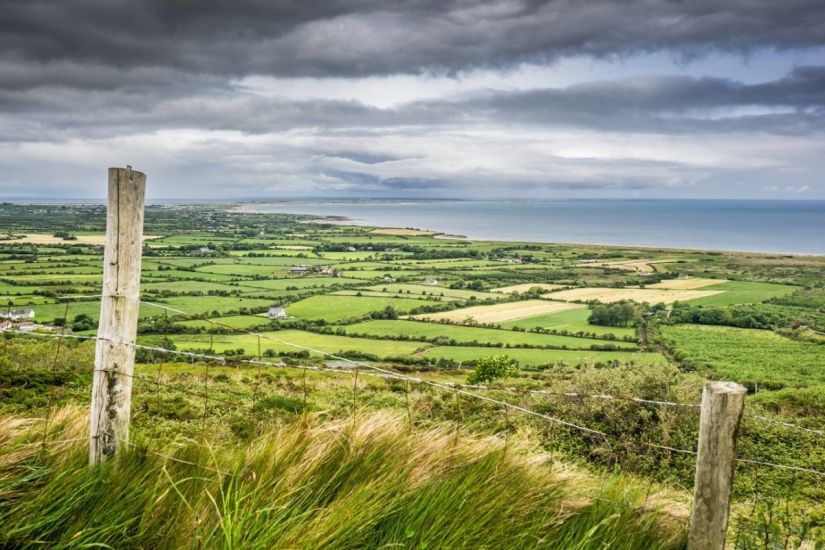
[467,355,519,385]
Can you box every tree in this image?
[467,355,519,385]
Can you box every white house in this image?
[423,278,438,286]
[1,309,35,320]
[268,307,287,320]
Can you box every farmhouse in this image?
[677,273,689,279]
[268,307,287,320]
[0,320,11,331]
[423,278,438,286]
[1,309,35,320]
[290,266,309,275]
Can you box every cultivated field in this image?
[549,287,723,304]
[412,300,583,323]
[648,278,728,290]
[575,258,683,272]
[491,283,564,293]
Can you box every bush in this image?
[467,355,519,385]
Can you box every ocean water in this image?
[249,200,825,255]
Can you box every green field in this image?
[659,324,825,385]
[284,294,436,321]
[683,281,799,307]
[344,320,638,349]
[169,329,428,357]
[231,277,364,291]
[364,283,503,301]
[499,307,638,338]
[176,314,269,330]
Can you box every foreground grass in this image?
[0,407,688,550]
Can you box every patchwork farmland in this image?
[3,203,825,546]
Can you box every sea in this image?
[246,200,825,256]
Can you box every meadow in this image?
[343,319,639,349]
[659,324,825,386]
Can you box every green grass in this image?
[176,315,270,330]
[421,346,667,367]
[158,296,276,317]
[684,281,798,307]
[0,284,47,296]
[141,280,243,293]
[0,408,687,549]
[169,329,428,357]
[659,324,825,386]
[500,308,637,338]
[285,294,437,321]
[344,320,639,350]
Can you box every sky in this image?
[1,0,824,201]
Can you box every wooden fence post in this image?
[89,167,146,464]
[689,381,747,550]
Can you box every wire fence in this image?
[2,293,824,547]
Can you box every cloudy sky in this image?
[1,0,824,201]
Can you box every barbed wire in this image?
[736,459,825,478]
[743,413,823,437]
[7,295,825,480]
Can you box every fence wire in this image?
[3,295,825,485]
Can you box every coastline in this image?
[231,201,825,257]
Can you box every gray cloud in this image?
[0,0,823,200]
[2,67,822,141]
[2,0,824,82]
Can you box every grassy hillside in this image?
[0,408,688,549]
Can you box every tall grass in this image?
[0,407,688,549]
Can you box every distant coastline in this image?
[238,199,825,256]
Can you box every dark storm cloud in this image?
[1,66,822,142]
[2,0,824,81]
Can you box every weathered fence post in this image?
[89,167,146,464]
[688,381,747,550]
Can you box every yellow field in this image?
[370,228,436,236]
[549,287,722,304]
[412,300,584,323]
[648,278,728,290]
[576,258,684,272]
[270,245,314,250]
[7,234,161,245]
[491,283,564,293]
